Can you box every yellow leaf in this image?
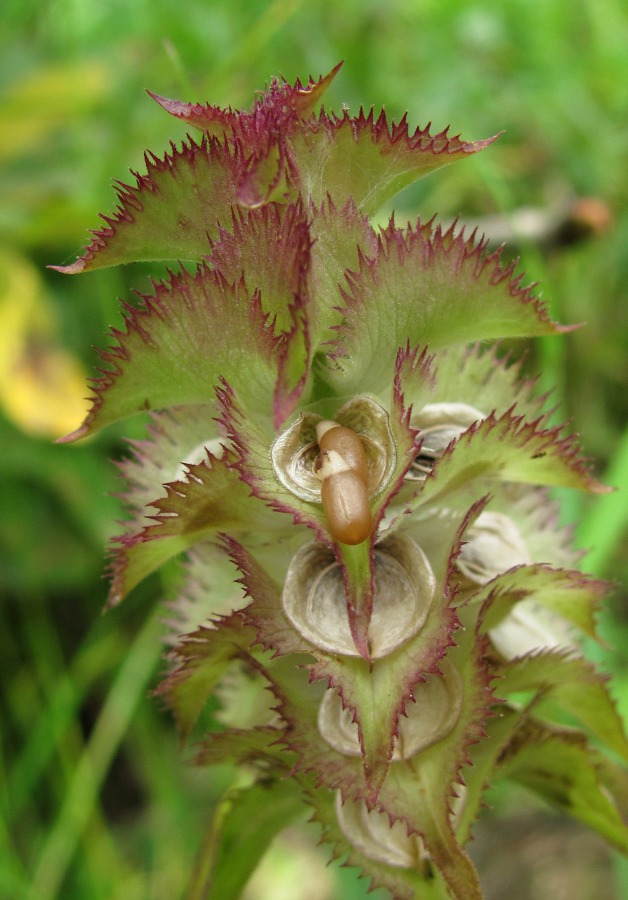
[0,248,88,439]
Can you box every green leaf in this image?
[308,198,378,349]
[388,343,435,464]
[150,64,343,139]
[108,448,275,605]
[374,627,493,900]
[194,724,294,771]
[115,405,226,533]
[424,343,546,422]
[497,718,628,853]
[158,615,258,740]
[291,111,499,216]
[458,706,524,844]
[192,778,306,900]
[325,221,566,396]
[217,385,327,537]
[149,66,344,210]
[165,543,248,641]
[60,267,281,442]
[52,137,243,273]
[474,563,606,639]
[411,409,605,516]
[498,650,628,763]
[205,202,310,330]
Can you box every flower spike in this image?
[54,64,628,898]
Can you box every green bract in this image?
[55,66,628,900]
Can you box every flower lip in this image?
[270,395,397,503]
[455,510,531,585]
[334,792,427,869]
[334,788,467,870]
[281,532,436,658]
[489,601,576,660]
[406,402,485,481]
[318,659,463,759]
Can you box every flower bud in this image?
[316,420,370,483]
[315,448,372,545]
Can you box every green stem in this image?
[185,795,235,900]
[338,539,374,659]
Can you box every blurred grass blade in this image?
[28,609,164,900]
[577,425,628,577]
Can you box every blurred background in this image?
[1,0,627,897]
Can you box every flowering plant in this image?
[55,64,628,899]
